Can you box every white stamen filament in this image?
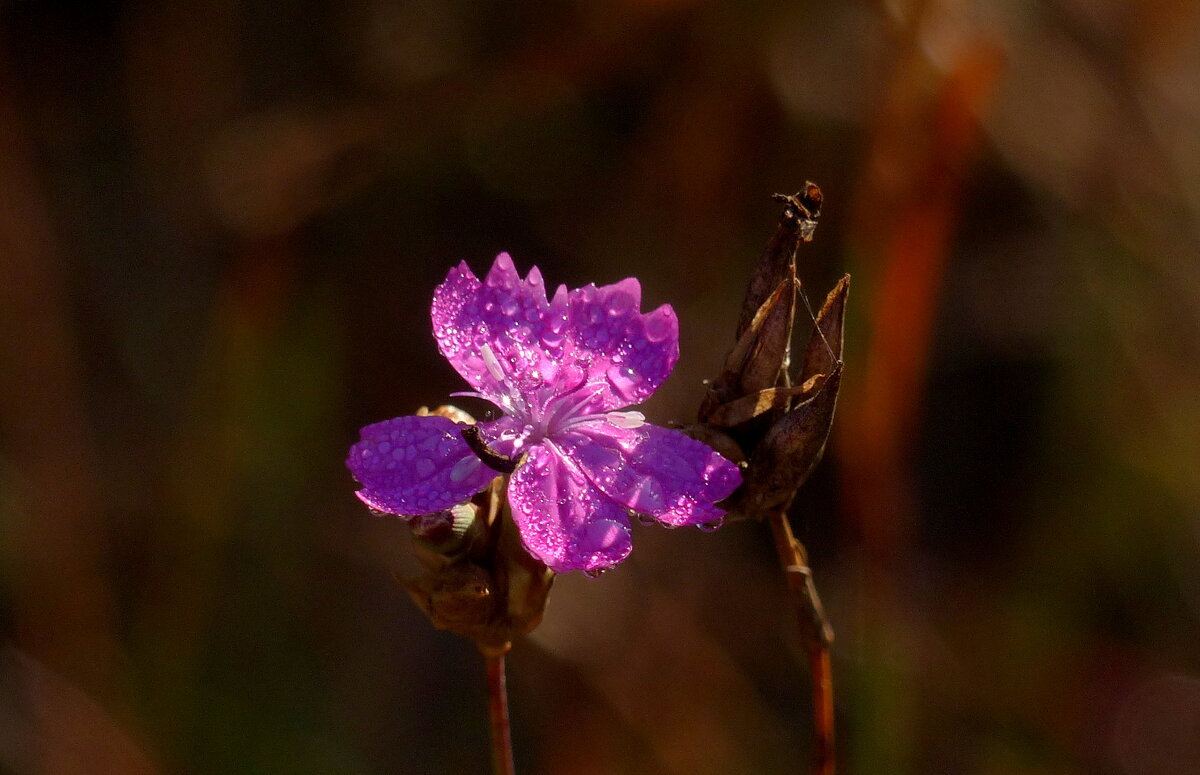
[449,390,517,416]
[560,409,645,433]
[543,383,606,435]
[479,343,506,383]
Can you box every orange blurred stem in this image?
[484,651,516,775]
[767,509,835,775]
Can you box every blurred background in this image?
[1,0,1199,772]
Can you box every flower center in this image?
[472,343,646,446]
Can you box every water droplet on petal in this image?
[697,518,724,533]
[584,568,606,579]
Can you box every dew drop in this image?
[584,568,606,579]
[636,514,655,526]
[697,518,724,533]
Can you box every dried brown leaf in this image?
[702,374,828,429]
[701,279,795,423]
[739,366,842,515]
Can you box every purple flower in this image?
[347,253,742,573]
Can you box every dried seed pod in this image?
[697,188,846,521]
[739,366,842,515]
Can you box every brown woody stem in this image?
[484,651,516,775]
[767,509,835,775]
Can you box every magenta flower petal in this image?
[432,253,551,404]
[564,278,679,412]
[347,415,496,516]
[563,421,743,527]
[507,443,633,573]
[431,253,679,416]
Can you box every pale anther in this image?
[606,411,646,429]
[479,343,506,383]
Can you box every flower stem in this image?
[809,643,835,775]
[767,509,835,775]
[484,650,515,775]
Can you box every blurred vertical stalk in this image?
[0,53,165,773]
[840,26,1004,770]
[0,60,118,701]
[484,651,515,775]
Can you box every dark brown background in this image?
[1,1,1198,773]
